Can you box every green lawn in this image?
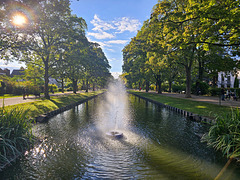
[0,94,22,98]
[129,90,233,119]
[4,91,105,118]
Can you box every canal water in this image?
[1,82,240,179]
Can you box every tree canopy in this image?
[122,0,239,97]
[1,0,111,98]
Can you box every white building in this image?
[218,71,240,88]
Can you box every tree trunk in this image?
[185,66,192,98]
[44,61,50,99]
[168,81,172,93]
[139,82,141,91]
[157,75,162,94]
[86,79,89,92]
[73,79,77,94]
[198,60,204,81]
[93,82,95,91]
[146,80,149,92]
[213,75,217,87]
[61,79,64,93]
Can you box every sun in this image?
[12,13,27,26]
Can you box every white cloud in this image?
[91,14,115,32]
[87,31,115,39]
[108,58,117,62]
[106,48,115,52]
[89,15,141,40]
[114,17,141,33]
[106,40,128,44]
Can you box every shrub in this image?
[149,84,156,91]
[12,86,24,95]
[161,84,168,92]
[0,108,34,169]
[48,84,58,93]
[201,109,240,179]
[230,88,240,98]
[66,87,73,91]
[172,84,186,93]
[201,109,240,158]
[192,81,209,95]
[208,87,221,96]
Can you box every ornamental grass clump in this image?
[202,108,240,180]
[0,108,34,170]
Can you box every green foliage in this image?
[208,87,221,96]
[48,84,58,93]
[66,87,73,91]
[161,83,169,92]
[172,84,186,93]
[122,0,239,97]
[149,84,156,91]
[0,108,34,169]
[234,77,239,88]
[202,109,240,159]
[192,81,210,95]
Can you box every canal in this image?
[1,82,240,179]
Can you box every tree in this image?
[53,15,88,94]
[83,42,111,92]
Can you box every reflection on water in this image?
[1,81,240,179]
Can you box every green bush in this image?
[48,84,58,93]
[12,86,23,95]
[161,84,169,92]
[202,108,240,159]
[149,84,156,91]
[0,108,34,169]
[208,87,221,96]
[192,81,209,95]
[172,84,186,93]
[66,87,73,91]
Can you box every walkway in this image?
[158,92,240,108]
[0,91,85,107]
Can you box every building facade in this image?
[218,71,240,88]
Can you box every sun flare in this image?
[12,14,27,26]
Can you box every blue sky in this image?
[1,0,158,77]
[70,0,158,77]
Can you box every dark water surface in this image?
[1,88,240,179]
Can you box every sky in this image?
[1,0,158,78]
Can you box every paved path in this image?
[158,92,240,108]
[0,91,85,107]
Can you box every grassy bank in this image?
[129,90,232,119]
[4,91,105,119]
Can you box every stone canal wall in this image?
[129,92,215,124]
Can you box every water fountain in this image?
[102,79,126,139]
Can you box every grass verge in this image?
[0,94,22,99]
[129,90,233,119]
[4,90,105,119]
